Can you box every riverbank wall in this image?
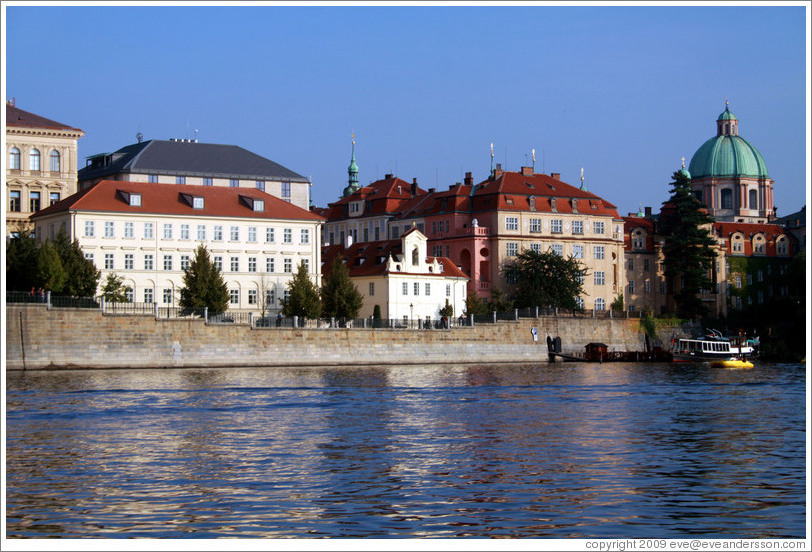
[5,304,695,371]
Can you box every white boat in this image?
[671,330,756,362]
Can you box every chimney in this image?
[494,163,503,178]
[521,166,534,176]
[645,206,652,219]
[428,188,436,193]
[411,177,418,197]
[385,173,393,179]
[464,171,473,186]
[551,172,561,180]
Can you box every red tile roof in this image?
[6,104,83,133]
[323,176,428,219]
[322,240,468,279]
[31,180,325,222]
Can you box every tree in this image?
[179,245,229,315]
[464,292,490,316]
[488,287,515,312]
[35,241,66,292]
[53,230,100,296]
[101,272,132,303]
[611,293,624,312]
[321,256,363,320]
[439,299,454,318]
[6,233,39,291]
[501,249,585,310]
[282,261,321,320]
[660,170,717,319]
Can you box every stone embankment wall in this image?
[6,305,671,371]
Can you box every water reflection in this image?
[5,362,805,538]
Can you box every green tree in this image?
[101,272,132,303]
[439,299,454,318]
[464,292,490,316]
[611,293,624,312]
[6,233,40,291]
[282,261,321,320]
[501,249,585,310]
[660,169,717,319]
[488,287,515,312]
[321,256,363,320]
[53,230,100,296]
[179,245,229,315]
[35,241,66,292]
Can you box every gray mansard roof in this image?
[78,139,308,183]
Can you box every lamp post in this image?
[410,303,414,328]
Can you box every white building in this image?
[321,227,468,323]
[31,181,324,313]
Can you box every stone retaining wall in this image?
[6,305,661,370]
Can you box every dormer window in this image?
[193,197,204,209]
[240,195,264,212]
[120,191,142,207]
[252,200,264,212]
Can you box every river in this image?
[4,361,806,539]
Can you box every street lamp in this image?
[410,303,413,327]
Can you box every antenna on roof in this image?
[194,129,199,143]
[136,132,143,143]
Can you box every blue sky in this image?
[4,3,809,218]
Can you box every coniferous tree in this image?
[321,256,363,320]
[282,261,321,320]
[53,230,101,296]
[6,233,40,291]
[660,170,717,319]
[101,273,132,303]
[179,244,229,315]
[464,292,490,316]
[35,241,66,292]
[501,249,585,310]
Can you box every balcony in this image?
[461,226,489,237]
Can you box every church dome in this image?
[688,105,769,179]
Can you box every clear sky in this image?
[3,2,809,218]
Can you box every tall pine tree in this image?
[659,169,717,319]
[282,261,321,320]
[321,256,363,320]
[179,244,229,315]
[53,230,101,296]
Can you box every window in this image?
[749,189,758,210]
[105,253,114,270]
[551,219,563,234]
[176,176,186,185]
[281,182,291,198]
[85,220,95,237]
[302,259,310,272]
[9,147,20,169]
[248,257,257,272]
[572,220,583,235]
[124,254,134,270]
[414,282,420,295]
[197,225,206,240]
[180,224,189,240]
[369,282,375,296]
[231,257,239,272]
[248,289,258,305]
[29,149,41,171]
[163,289,173,304]
[628,280,635,294]
[506,242,518,256]
[230,226,239,241]
[50,150,60,172]
[266,289,275,306]
[391,226,400,239]
[593,221,605,234]
[163,223,173,239]
[181,255,190,271]
[125,289,134,303]
[50,192,60,206]
[777,237,788,255]
[144,254,153,270]
[9,190,21,211]
[529,218,541,233]
[374,227,380,241]
[144,288,154,303]
[284,258,292,273]
[425,283,431,296]
[551,244,563,256]
[266,228,275,243]
[105,221,114,238]
[570,245,583,259]
[531,243,542,253]
[283,229,292,243]
[628,258,634,270]
[594,246,604,260]
[643,259,650,271]
[144,222,154,239]
[163,255,173,271]
[230,179,239,188]
[446,284,451,297]
[203,177,213,186]
[633,236,644,249]
[124,222,134,238]
[506,217,519,231]
[301,229,310,244]
[595,298,606,311]
[214,225,223,241]
[753,236,765,254]
[721,189,733,210]
[594,271,605,285]
[148,175,159,183]
[266,257,275,272]
[214,256,223,271]
[230,290,239,304]
[29,191,41,212]
[402,282,409,295]
[757,270,763,282]
[576,272,585,284]
[256,180,265,191]
[644,280,651,294]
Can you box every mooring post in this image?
[470,313,474,327]
[203,307,208,324]
[46,290,51,310]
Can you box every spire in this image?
[637,203,644,217]
[343,132,360,197]
[489,142,494,178]
[531,148,536,171]
[580,167,586,191]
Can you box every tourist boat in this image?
[711,357,754,369]
[671,330,755,362]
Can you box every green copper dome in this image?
[688,135,769,179]
[717,106,737,121]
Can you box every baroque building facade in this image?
[5,102,85,237]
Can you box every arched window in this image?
[752,235,765,254]
[594,297,606,311]
[776,236,788,256]
[29,148,41,171]
[748,189,758,210]
[9,147,20,170]
[720,189,733,210]
[50,150,61,172]
[731,233,744,253]
[412,246,419,266]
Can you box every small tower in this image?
[716,99,739,137]
[580,167,586,191]
[489,142,495,178]
[343,133,360,197]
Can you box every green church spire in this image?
[343,133,360,197]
